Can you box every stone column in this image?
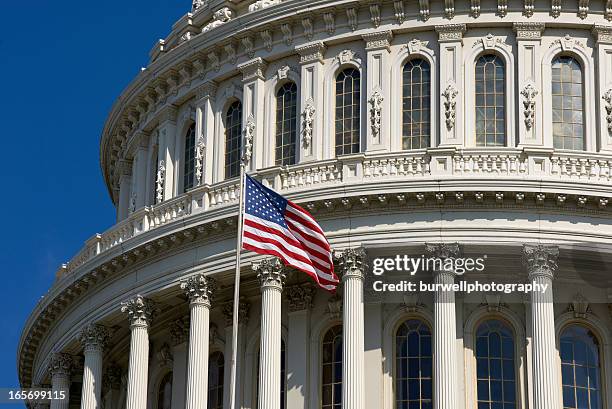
[48,353,73,409]
[513,23,545,147]
[223,299,250,409]
[120,295,155,409]
[426,243,460,409]
[285,284,315,409]
[169,316,189,409]
[181,275,216,409]
[237,58,267,171]
[334,248,367,409]
[296,42,326,162]
[522,244,560,409]
[254,258,286,409]
[79,324,110,409]
[435,24,466,147]
[362,31,392,153]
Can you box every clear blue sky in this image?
[0,0,187,399]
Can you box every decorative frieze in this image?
[362,31,393,51]
[603,89,612,135]
[302,98,315,148]
[120,295,156,327]
[513,22,545,40]
[296,42,325,64]
[201,7,232,33]
[249,0,281,12]
[242,114,255,165]
[521,82,538,130]
[180,274,216,305]
[368,89,383,139]
[78,324,110,352]
[254,257,285,290]
[285,284,315,312]
[155,160,165,204]
[522,244,559,280]
[442,83,459,131]
[435,24,466,42]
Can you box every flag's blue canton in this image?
[245,175,289,228]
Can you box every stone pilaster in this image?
[593,25,612,152]
[522,244,560,409]
[425,242,460,409]
[102,364,122,409]
[194,82,217,187]
[120,295,155,409]
[334,248,367,409]
[238,58,267,171]
[222,299,250,409]
[181,275,216,409]
[157,106,178,200]
[254,258,286,409]
[48,353,72,409]
[116,159,133,221]
[296,42,326,162]
[78,324,110,409]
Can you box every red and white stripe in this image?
[242,201,338,291]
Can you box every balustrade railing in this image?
[58,148,612,279]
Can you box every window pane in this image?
[552,56,585,150]
[322,325,342,408]
[275,82,298,166]
[335,69,361,155]
[475,55,506,146]
[225,101,243,178]
[476,320,516,408]
[402,59,431,150]
[395,319,433,408]
[208,352,224,409]
[183,124,196,191]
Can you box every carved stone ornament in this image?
[568,293,591,318]
[406,39,428,55]
[402,293,425,312]
[195,135,205,185]
[337,49,358,65]
[180,274,216,305]
[442,83,459,131]
[222,299,250,326]
[521,82,538,131]
[302,18,313,41]
[120,295,156,327]
[425,242,461,260]
[394,0,405,23]
[326,293,342,318]
[248,0,281,12]
[192,0,206,12]
[103,363,122,390]
[241,114,255,165]
[157,343,173,366]
[156,160,165,203]
[435,24,466,42]
[302,98,315,148]
[368,89,384,139]
[481,33,503,50]
[277,65,290,80]
[169,316,190,346]
[419,0,430,21]
[603,88,612,135]
[78,323,110,351]
[551,34,585,52]
[129,191,136,214]
[334,247,367,280]
[48,353,73,378]
[522,244,559,280]
[285,283,315,312]
[201,7,232,33]
[254,257,286,290]
[323,11,335,35]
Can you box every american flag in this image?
[242,175,339,291]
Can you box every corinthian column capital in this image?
[334,247,367,281]
[522,244,559,280]
[120,295,156,328]
[48,353,73,378]
[78,323,110,352]
[254,257,286,291]
[180,274,216,306]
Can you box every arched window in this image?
[183,123,196,191]
[402,59,431,150]
[552,56,585,150]
[335,68,361,156]
[255,340,287,409]
[225,101,243,179]
[395,319,432,407]
[208,352,224,409]
[157,372,173,409]
[560,325,602,409]
[322,325,342,409]
[275,82,298,166]
[475,54,506,147]
[476,319,516,409]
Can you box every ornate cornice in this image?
[180,274,216,306]
[362,31,393,51]
[253,257,286,291]
[334,247,367,281]
[285,283,315,312]
[593,25,612,44]
[120,295,156,328]
[78,323,110,352]
[237,57,267,82]
[296,41,326,64]
[522,244,559,280]
[435,24,466,42]
[513,22,545,40]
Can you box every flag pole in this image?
[228,138,249,409]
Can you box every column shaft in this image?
[342,274,364,409]
[433,271,458,409]
[258,286,282,409]
[50,374,70,409]
[125,324,149,409]
[81,347,104,409]
[185,302,211,409]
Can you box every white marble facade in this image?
[19,1,612,409]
